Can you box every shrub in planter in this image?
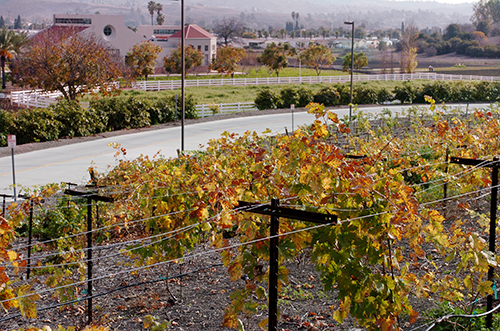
[472,81,492,101]
[255,87,280,110]
[126,97,152,128]
[0,109,13,147]
[313,86,340,106]
[148,98,176,124]
[52,100,105,137]
[450,82,476,102]
[377,87,394,104]
[333,83,351,105]
[11,107,61,144]
[416,81,451,103]
[89,97,121,130]
[279,86,300,108]
[475,81,500,102]
[296,86,314,107]
[168,94,198,119]
[489,82,500,101]
[90,97,150,131]
[353,85,379,105]
[393,81,418,104]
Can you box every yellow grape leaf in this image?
[463,275,473,291]
[219,213,233,229]
[258,317,269,330]
[222,310,239,328]
[477,280,493,297]
[332,309,347,323]
[409,309,419,325]
[16,284,40,318]
[327,111,339,123]
[7,250,17,262]
[262,128,272,134]
[0,287,18,309]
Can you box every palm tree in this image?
[147,1,157,26]
[0,28,28,89]
[156,3,164,25]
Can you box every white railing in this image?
[10,83,119,109]
[132,73,500,91]
[196,102,257,118]
[10,90,60,108]
[11,73,500,108]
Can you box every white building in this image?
[47,14,216,67]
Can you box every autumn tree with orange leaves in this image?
[12,27,123,100]
[210,45,246,77]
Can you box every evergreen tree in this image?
[0,17,5,28]
[14,15,21,29]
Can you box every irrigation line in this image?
[413,166,494,198]
[3,202,268,270]
[9,179,497,270]
[11,208,193,251]
[0,262,224,324]
[0,209,380,306]
[4,205,252,270]
[421,184,500,207]
[410,300,500,331]
[7,166,499,270]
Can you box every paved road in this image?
[0,103,489,196]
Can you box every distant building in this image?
[41,14,216,66]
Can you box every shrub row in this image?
[0,95,198,147]
[254,81,500,110]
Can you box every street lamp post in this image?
[172,0,186,152]
[344,21,354,121]
[180,0,185,152]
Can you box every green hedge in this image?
[0,94,199,147]
[254,81,500,111]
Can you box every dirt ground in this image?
[2,240,363,331]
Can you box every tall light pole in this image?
[344,21,354,121]
[173,0,186,152]
[180,0,185,152]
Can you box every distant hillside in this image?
[0,0,474,30]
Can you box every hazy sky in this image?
[387,0,473,3]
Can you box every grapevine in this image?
[2,100,500,330]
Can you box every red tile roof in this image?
[170,25,215,39]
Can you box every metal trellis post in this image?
[64,189,114,325]
[450,157,499,328]
[238,200,336,331]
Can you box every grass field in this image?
[118,79,434,105]
[145,67,346,81]
[433,66,500,77]
[119,52,500,105]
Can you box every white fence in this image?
[10,90,60,108]
[9,89,256,117]
[196,102,257,118]
[10,83,119,109]
[10,73,500,109]
[132,73,500,91]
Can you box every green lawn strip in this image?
[140,67,347,81]
[434,67,500,77]
[115,80,432,105]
